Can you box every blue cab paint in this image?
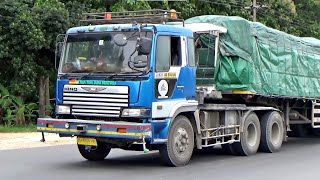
[51,23,195,143]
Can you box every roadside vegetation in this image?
[0,124,36,133]
[0,0,319,128]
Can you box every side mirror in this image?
[55,42,63,70]
[133,55,148,68]
[55,34,65,70]
[113,34,128,46]
[138,37,152,55]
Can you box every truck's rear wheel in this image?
[259,111,284,152]
[159,115,194,166]
[78,141,111,161]
[233,112,261,156]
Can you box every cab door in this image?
[154,35,196,102]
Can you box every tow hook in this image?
[77,125,88,133]
[142,137,150,153]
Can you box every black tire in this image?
[233,112,261,156]
[78,141,111,161]
[259,111,284,153]
[159,115,194,167]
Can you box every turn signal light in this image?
[104,13,112,19]
[170,9,177,19]
[117,128,127,133]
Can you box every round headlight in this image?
[96,124,102,131]
[65,123,70,129]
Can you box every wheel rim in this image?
[271,121,281,145]
[174,127,189,155]
[246,122,258,147]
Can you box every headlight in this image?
[121,108,151,118]
[96,124,102,131]
[65,123,70,129]
[56,105,71,114]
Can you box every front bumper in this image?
[37,118,152,140]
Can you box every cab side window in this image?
[171,36,181,66]
[156,36,181,72]
[187,38,195,66]
[156,36,170,72]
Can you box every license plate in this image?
[77,137,97,146]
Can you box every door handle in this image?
[177,85,184,89]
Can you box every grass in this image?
[0,124,37,133]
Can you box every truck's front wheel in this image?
[78,142,111,161]
[159,115,194,166]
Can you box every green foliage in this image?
[111,0,152,11]
[0,84,38,126]
[293,0,320,38]
[3,109,15,126]
[0,0,69,100]
[0,124,36,132]
[168,0,251,19]
[254,0,298,36]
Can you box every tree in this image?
[254,0,298,35]
[293,0,320,38]
[0,0,69,102]
[111,0,152,11]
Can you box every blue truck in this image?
[37,9,320,166]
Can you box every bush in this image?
[0,84,38,126]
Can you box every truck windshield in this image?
[59,31,152,74]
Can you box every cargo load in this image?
[186,15,320,98]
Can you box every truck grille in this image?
[63,85,129,117]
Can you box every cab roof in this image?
[66,24,194,37]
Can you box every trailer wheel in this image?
[159,115,194,166]
[78,142,111,161]
[233,112,261,156]
[260,111,284,152]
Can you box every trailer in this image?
[37,9,320,166]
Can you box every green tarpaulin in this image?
[186,15,320,98]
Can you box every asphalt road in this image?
[1,137,320,180]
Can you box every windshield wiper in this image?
[59,70,88,79]
[105,72,134,80]
[100,71,138,80]
[78,73,93,80]
[59,73,70,79]
[61,70,149,80]
[106,69,151,80]
[128,69,151,80]
[105,73,120,80]
[78,71,113,80]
